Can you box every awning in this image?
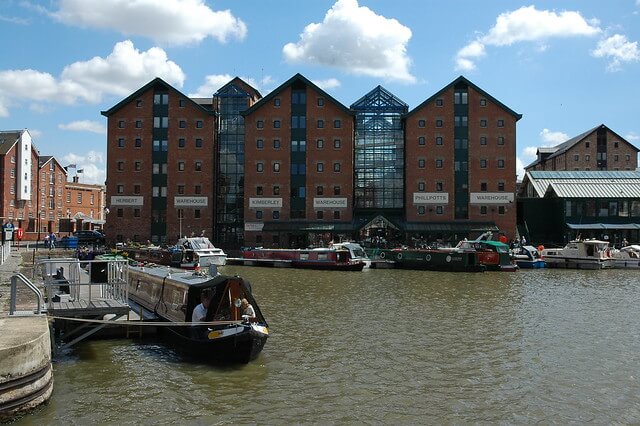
[262,221,355,232]
[404,222,499,233]
[566,223,640,230]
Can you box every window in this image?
[257,139,264,149]
[436,159,443,168]
[117,209,123,217]
[435,136,443,145]
[273,120,281,128]
[436,206,443,214]
[480,119,487,127]
[585,154,591,162]
[256,211,263,219]
[135,120,142,128]
[134,185,140,194]
[317,211,324,219]
[178,185,185,195]
[585,141,590,148]
[179,99,186,107]
[179,138,185,148]
[455,116,468,127]
[418,159,425,168]
[498,182,505,191]
[195,138,203,148]
[614,154,619,162]
[178,161,185,171]
[273,186,280,195]
[418,206,426,215]
[436,182,443,191]
[194,210,201,219]
[418,119,426,127]
[333,163,341,172]
[418,182,425,191]
[118,138,125,148]
[334,186,340,195]
[317,139,324,149]
[135,161,141,171]
[497,119,505,127]
[480,136,487,146]
[317,98,324,106]
[317,119,324,128]
[418,137,425,146]
[334,119,341,128]
[192,185,200,195]
[273,162,281,172]
[480,206,487,215]
[118,120,125,128]
[273,139,281,149]
[136,100,142,107]
[626,154,631,161]
[194,120,203,129]
[435,98,443,107]
[481,182,487,191]
[257,162,264,172]
[317,163,324,172]
[333,211,340,220]
[614,142,619,148]
[257,120,264,129]
[135,138,142,148]
[117,184,124,194]
[317,186,324,195]
[498,206,505,215]
[480,159,487,168]
[454,92,468,104]
[480,98,487,107]
[272,211,280,220]
[117,161,124,171]
[334,139,341,149]
[195,161,202,171]
[574,154,579,161]
[497,137,505,145]
[256,186,263,196]
[436,119,443,128]
[497,159,505,168]
[274,98,281,107]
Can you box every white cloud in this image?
[455,6,600,70]
[0,40,184,115]
[62,150,105,185]
[59,120,106,134]
[311,78,341,91]
[188,74,275,98]
[540,128,569,144]
[283,0,415,83]
[53,0,246,46]
[28,129,43,139]
[523,146,539,159]
[516,157,526,181]
[625,132,639,142]
[591,34,640,71]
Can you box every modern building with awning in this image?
[518,171,640,246]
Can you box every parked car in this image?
[74,230,106,246]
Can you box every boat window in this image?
[318,254,328,261]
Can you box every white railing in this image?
[0,242,11,265]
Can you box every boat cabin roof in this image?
[129,265,230,288]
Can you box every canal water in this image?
[16,266,640,424]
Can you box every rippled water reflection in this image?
[18,267,640,424]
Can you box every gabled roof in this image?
[405,75,522,120]
[523,170,640,198]
[215,76,262,101]
[350,85,408,112]
[101,77,215,117]
[241,73,353,116]
[546,124,639,162]
[38,155,53,168]
[0,131,21,155]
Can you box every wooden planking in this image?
[49,298,129,318]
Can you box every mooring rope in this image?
[49,316,246,327]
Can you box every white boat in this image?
[511,245,545,269]
[612,245,640,269]
[542,239,614,270]
[174,237,227,267]
[330,242,371,268]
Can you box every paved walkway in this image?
[0,246,27,315]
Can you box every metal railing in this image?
[0,242,11,265]
[9,273,45,315]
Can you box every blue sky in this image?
[1,0,639,184]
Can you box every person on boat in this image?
[241,298,255,319]
[192,289,213,323]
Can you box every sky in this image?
[0,0,639,185]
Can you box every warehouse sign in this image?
[249,198,283,208]
[244,222,264,231]
[174,196,208,207]
[413,193,449,204]
[313,197,348,208]
[470,193,514,204]
[110,196,143,206]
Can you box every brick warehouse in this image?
[102,74,521,248]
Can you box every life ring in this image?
[397,253,403,260]
[379,251,385,259]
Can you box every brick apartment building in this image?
[525,124,638,172]
[0,129,106,241]
[103,74,521,248]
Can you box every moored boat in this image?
[511,245,545,269]
[542,239,614,269]
[450,236,518,272]
[612,245,640,269]
[127,264,268,363]
[330,242,371,268]
[239,247,365,271]
[377,248,486,272]
[126,237,227,269]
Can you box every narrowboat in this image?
[542,239,614,269]
[127,264,269,363]
[330,242,371,268]
[377,248,486,272]
[239,247,365,271]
